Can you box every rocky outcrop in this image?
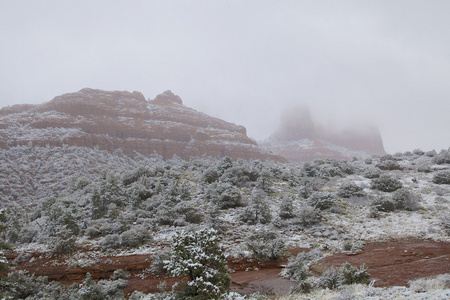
[0,88,283,161]
[262,105,386,163]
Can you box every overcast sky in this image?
[1,0,449,153]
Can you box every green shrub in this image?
[319,262,370,289]
[0,270,48,299]
[432,150,450,164]
[338,182,366,198]
[283,249,323,281]
[372,197,396,212]
[290,280,313,294]
[376,159,402,170]
[441,215,450,235]
[363,167,381,179]
[306,192,335,210]
[120,226,151,248]
[100,234,121,250]
[202,168,219,184]
[279,196,295,219]
[371,175,402,192]
[339,262,370,285]
[432,170,450,184]
[245,228,285,261]
[294,205,321,227]
[150,250,171,276]
[209,183,243,209]
[50,226,77,255]
[239,191,272,225]
[392,188,421,211]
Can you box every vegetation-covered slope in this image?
[0,145,449,298]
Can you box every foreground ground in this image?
[6,239,450,297]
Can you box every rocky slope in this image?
[262,105,386,163]
[0,89,283,161]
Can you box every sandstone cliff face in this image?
[0,89,283,161]
[263,106,386,163]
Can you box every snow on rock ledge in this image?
[0,88,284,162]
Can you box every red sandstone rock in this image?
[263,105,386,163]
[0,88,284,162]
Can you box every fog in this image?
[1,0,449,153]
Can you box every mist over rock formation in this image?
[0,88,283,161]
[262,105,386,163]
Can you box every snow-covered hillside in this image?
[0,145,449,299]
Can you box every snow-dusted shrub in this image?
[372,196,396,212]
[441,215,450,235]
[413,149,425,156]
[76,272,126,299]
[426,149,437,157]
[111,268,130,280]
[319,266,341,290]
[362,166,381,179]
[165,180,192,204]
[298,177,327,198]
[202,167,219,183]
[338,182,366,198]
[239,191,272,225]
[0,270,127,300]
[221,166,259,188]
[0,270,48,299]
[256,169,273,193]
[91,173,126,219]
[173,201,204,224]
[306,192,335,210]
[120,226,151,248]
[334,160,356,175]
[85,225,102,239]
[150,250,171,276]
[409,273,450,293]
[209,182,243,209]
[245,227,285,261]
[155,204,175,226]
[294,205,321,227]
[432,149,450,164]
[166,228,231,299]
[432,170,450,185]
[339,262,370,285]
[101,234,121,250]
[122,165,153,186]
[319,263,369,289]
[0,213,10,273]
[13,253,33,265]
[304,160,349,178]
[283,249,323,281]
[278,196,295,219]
[417,164,432,173]
[216,156,233,174]
[290,280,313,294]
[376,159,402,170]
[371,175,402,192]
[205,205,228,233]
[50,226,77,255]
[392,188,421,211]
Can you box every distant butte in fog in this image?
[0,88,284,162]
[262,105,386,163]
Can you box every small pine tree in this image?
[166,228,231,299]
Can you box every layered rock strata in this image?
[0,89,283,161]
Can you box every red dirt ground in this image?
[312,239,450,287]
[5,239,450,297]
